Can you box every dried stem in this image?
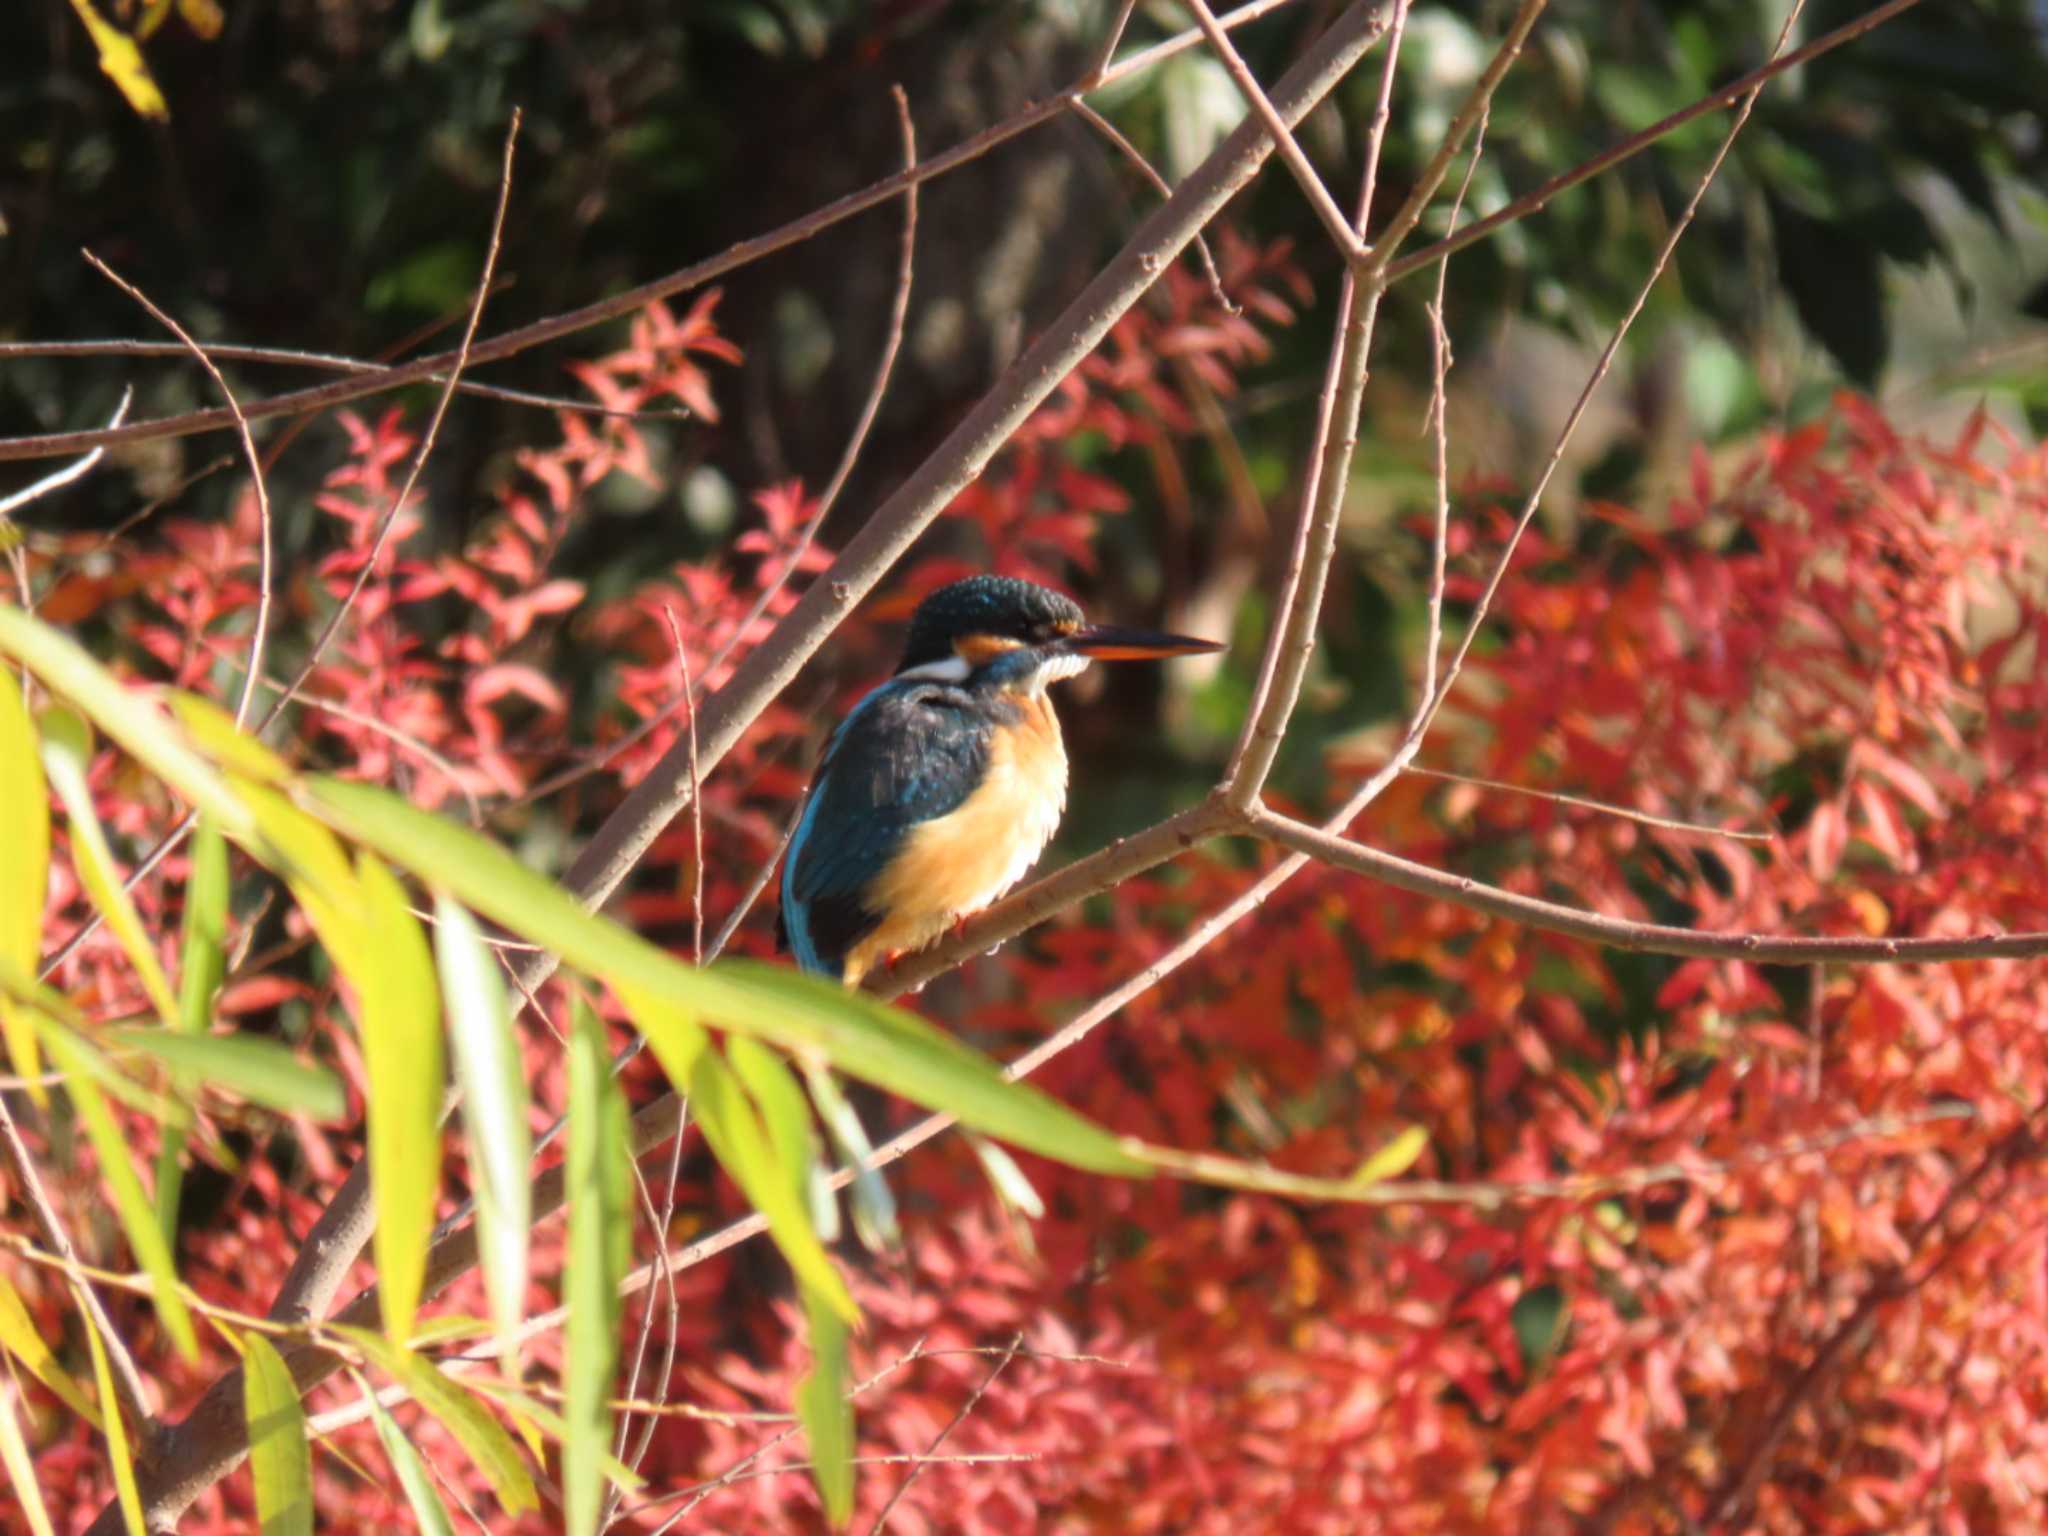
[1180,0,1369,263]
[79,258,274,732]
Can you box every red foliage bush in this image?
[10,234,2048,1535]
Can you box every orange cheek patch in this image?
[954,633,1025,666]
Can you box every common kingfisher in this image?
[779,575,1224,987]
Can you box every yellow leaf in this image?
[1352,1124,1430,1187]
[0,665,49,1102]
[0,1377,58,1536]
[0,1273,100,1427]
[82,1320,145,1536]
[64,0,168,120]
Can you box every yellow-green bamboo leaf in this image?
[0,1273,99,1427]
[359,1377,455,1536]
[795,1285,854,1528]
[158,818,230,1239]
[689,1045,855,1324]
[802,1062,898,1252]
[242,1332,312,1536]
[234,784,362,970]
[167,694,290,785]
[109,1029,345,1120]
[81,1319,144,1536]
[433,897,529,1380]
[0,611,249,836]
[563,998,629,1536]
[39,706,178,1028]
[338,1329,538,1516]
[355,854,443,1347]
[0,1376,57,1536]
[49,1029,197,1360]
[64,0,168,119]
[0,663,49,1102]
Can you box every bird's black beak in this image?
[1062,623,1226,661]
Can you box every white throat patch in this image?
[895,654,973,684]
[1028,651,1093,693]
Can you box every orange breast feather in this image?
[844,694,1068,986]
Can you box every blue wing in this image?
[779,679,993,978]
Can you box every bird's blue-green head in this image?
[895,574,1222,693]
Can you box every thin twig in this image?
[0,1094,155,1430]
[268,110,522,720]
[659,605,705,965]
[868,1334,1022,1533]
[1180,0,1368,263]
[0,387,132,518]
[1071,98,1236,312]
[0,340,691,419]
[1082,0,1142,83]
[80,258,276,733]
[1400,764,1773,844]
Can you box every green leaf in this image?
[0,663,49,1102]
[0,1273,100,1427]
[801,1062,897,1252]
[108,1029,345,1120]
[354,854,444,1346]
[81,1319,144,1536]
[459,1379,644,1492]
[306,779,1146,1175]
[688,1045,856,1324]
[360,1378,456,1536]
[39,706,179,1028]
[0,1376,58,1536]
[159,818,230,1240]
[167,694,290,785]
[968,1134,1044,1220]
[48,1029,198,1360]
[794,1286,854,1528]
[727,1036,817,1213]
[0,612,252,838]
[433,897,530,1381]
[235,784,364,973]
[339,1329,539,1516]
[242,1332,312,1536]
[563,997,630,1536]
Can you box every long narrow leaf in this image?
[563,998,629,1536]
[47,1029,198,1360]
[308,779,1146,1175]
[0,1376,57,1536]
[242,1332,312,1536]
[354,854,443,1346]
[338,1329,539,1516]
[689,1045,855,1324]
[0,663,49,1102]
[81,1318,144,1536]
[802,1063,899,1252]
[432,897,529,1380]
[158,818,230,1240]
[360,1381,456,1536]
[110,1029,344,1119]
[0,609,252,838]
[39,706,178,1027]
[795,1287,854,1528]
[0,1273,100,1427]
